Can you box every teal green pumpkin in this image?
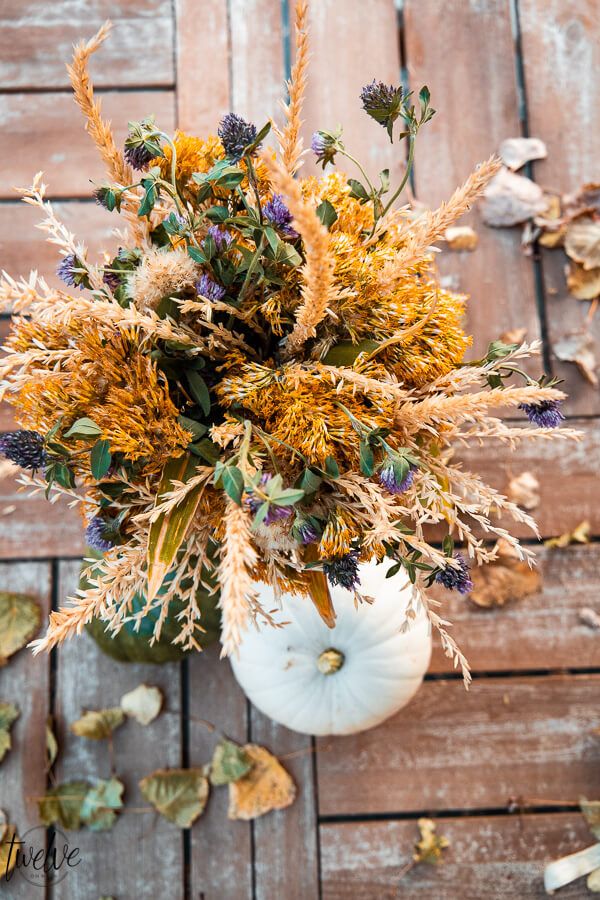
[81,549,221,664]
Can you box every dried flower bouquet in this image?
[0,5,577,684]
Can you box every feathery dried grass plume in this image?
[128,247,199,311]
[263,153,339,353]
[219,499,260,656]
[274,0,310,175]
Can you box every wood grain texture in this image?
[321,812,592,899]
[53,560,184,900]
[316,674,600,815]
[430,544,600,673]
[0,561,51,900]
[519,0,600,415]
[250,707,320,900]
[0,0,175,89]
[0,91,176,199]
[188,646,253,900]
[0,201,118,291]
[0,474,84,559]
[230,0,285,127]
[299,0,403,186]
[404,0,541,364]
[175,0,231,135]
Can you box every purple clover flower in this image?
[196,274,226,302]
[359,80,403,129]
[379,463,415,495]
[311,130,341,168]
[218,113,258,161]
[323,550,361,591]
[519,400,564,429]
[435,554,473,595]
[246,473,293,526]
[0,430,46,471]
[85,516,115,553]
[124,142,155,170]
[205,225,233,252]
[102,270,121,292]
[57,254,85,290]
[262,194,298,239]
[296,520,319,545]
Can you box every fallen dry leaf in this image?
[46,716,58,771]
[38,781,89,829]
[139,769,209,828]
[121,684,163,726]
[554,332,598,387]
[0,809,6,843]
[468,542,541,608]
[70,708,125,740]
[228,744,296,820]
[413,817,450,865]
[563,183,600,220]
[210,738,252,786]
[566,262,600,300]
[480,167,549,227]
[579,608,600,630]
[444,225,478,251]
[500,326,527,345]
[565,216,600,270]
[499,137,547,171]
[507,471,540,510]
[0,822,19,878]
[544,520,590,548]
[0,703,19,764]
[0,592,41,666]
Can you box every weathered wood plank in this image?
[175,0,230,135]
[0,560,51,899]
[430,544,600,673]
[0,201,118,291]
[321,812,592,899]
[0,0,175,90]
[299,0,403,186]
[53,560,184,900]
[404,0,541,364]
[229,0,285,128]
[317,674,600,815]
[0,475,84,560]
[188,646,253,900]
[250,707,320,900]
[0,90,176,199]
[519,0,600,415]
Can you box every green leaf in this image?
[0,592,41,665]
[90,439,112,480]
[385,562,402,579]
[209,739,252,785]
[221,466,245,505]
[139,769,210,827]
[271,488,305,507]
[273,241,302,267]
[178,415,207,441]
[0,703,19,763]
[188,246,207,264]
[298,469,322,494]
[347,178,370,202]
[187,371,211,416]
[38,781,90,829]
[147,455,207,602]
[63,417,102,439]
[322,339,379,366]
[80,778,124,831]
[205,205,230,223]
[70,708,125,740]
[359,440,375,476]
[316,199,338,229]
[138,181,158,218]
[251,501,270,528]
[324,456,340,479]
[442,534,454,557]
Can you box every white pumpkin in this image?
[229,558,432,736]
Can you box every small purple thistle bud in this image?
[124,141,155,171]
[435,554,473,595]
[262,194,298,239]
[0,430,47,471]
[311,129,342,168]
[519,400,564,429]
[218,113,258,161]
[246,473,293,526]
[297,520,319,545]
[85,516,115,553]
[205,225,234,252]
[360,80,403,130]
[196,274,226,302]
[102,270,121,292]
[379,463,415,495]
[57,254,85,290]
[323,550,361,591]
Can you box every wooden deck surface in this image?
[1,1,600,897]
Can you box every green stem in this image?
[378,133,416,222]
[237,234,266,303]
[245,156,263,223]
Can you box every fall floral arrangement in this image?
[0,7,577,684]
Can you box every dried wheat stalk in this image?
[274,0,310,175]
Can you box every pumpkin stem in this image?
[317,647,345,675]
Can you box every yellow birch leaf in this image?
[139,768,209,828]
[228,744,296,820]
[0,592,41,665]
[70,708,125,740]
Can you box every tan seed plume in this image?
[219,498,259,657]
[274,0,310,176]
